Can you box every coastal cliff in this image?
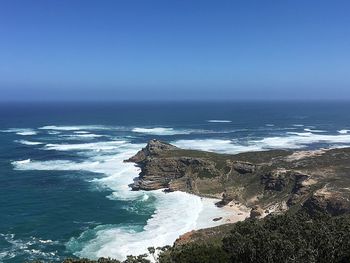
[126,139,350,217]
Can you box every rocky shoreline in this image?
[125,139,350,220]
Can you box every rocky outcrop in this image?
[260,169,289,191]
[232,161,257,174]
[125,139,177,163]
[250,205,264,219]
[131,157,215,191]
[126,140,219,191]
[126,140,350,217]
[302,188,350,216]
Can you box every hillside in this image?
[126,139,350,218]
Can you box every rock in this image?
[250,205,264,219]
[287,172,312,206]
[216,190,233,207]
[125,139,177,163]
[233,161,256,174]
[260,169,289,191]
[302,188,350,216]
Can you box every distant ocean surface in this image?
[1,101,350,262]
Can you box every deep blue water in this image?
[0,101,350,262]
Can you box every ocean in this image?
[1,101,350,262]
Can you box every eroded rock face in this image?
[232,161,257,174]
[126,140,218,191]
[125,139,177,163]
[250,205,264,219]
[260,169,289,191]
[287,172,312,206]
[302,188,350,216]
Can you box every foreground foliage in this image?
[159,211,350,263]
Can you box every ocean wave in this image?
[67,191,229,261]
[174,132,350,154]
[39,125,109,131]
[0,233,59,262]
[13,159,101,171]
[44,140,127,151]
[207,120,232,123]
[0,128,37,135]
[13,159,31,165]
[132,127,191,135]
[60,133,104,139]
[338,129,350,134]
[16,140,43,146]
[74,131,90,134]
[304,128,327,133]
[174,139,262,153]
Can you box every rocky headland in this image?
[125,139,350,220]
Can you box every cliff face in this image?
[126,140,350,216]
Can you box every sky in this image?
[0,0,350,101]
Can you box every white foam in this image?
[174,132,350,154]
[13,159,31,165]
[44,141,127,151]
[47,131,61,135]
[174,139,262,153]
[0,233,59,262]
[338,129,350,134]
[13,159,100,171]
[304,128,327,133]
[74,131,90,134]
[132,127,190,135]
[39,125,109,131]
[1,128,37,135]
[16,140,43,146]
[16,131,37,136]
[60,134,104,139]
[68,191,229,261]
[207,120,232,123]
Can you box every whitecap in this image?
[132,127,190,135]
[60,134,104,139]
[16,131,37,136]
[174,132,350,154]
[39,125,109,131]
[174,139,262,153]
[16,140,43,146]
[0,233,59,262]
[74,131,90,134]
[207,120,232,123]
[304,128,327,133]
[47,131,61,135]
[13,159,31,165]
[338,129,350,134]
[1,128,37,135]
[44,140,127,151]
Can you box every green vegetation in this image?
[158,211,350,263]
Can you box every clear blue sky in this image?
[0,0,349,101]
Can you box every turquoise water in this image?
[1,101,350,262]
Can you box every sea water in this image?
[1,101,350,262]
